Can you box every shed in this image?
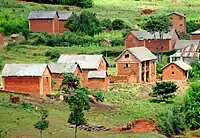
[190,28,200,40]
[162,61,192,81]
[58,11,72,33]
[48,63,82,90]
[1,64,51,95]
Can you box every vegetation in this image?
[189,59,200,81]
[150,82,178,102]
[61,0,93,8]
[91,89,104,102]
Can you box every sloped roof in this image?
[58,11,72,20]
[174,40,200,49]
[167,11,186,18]
[116,47,157,62]
[28,11,58,19]
[57,55,109,69]
[48,63,80,74]
[88,71,107,79]
[191,28,200,35]
[170,44,199,58]
[128,28,177,40]
[1,64,48,77]
[162,61,192,71]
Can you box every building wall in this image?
[171,31,179,49]
[144,39,172,52]
[150,60,156,82]
[190,34,200,40]
[41,67,51,95]
[59,20,69,33]
[168,14,186,35]
[0,33,4,46]
[98,58,108,71]
[125,33,144,48]
[87,77,109,91]
[162,63,187,80]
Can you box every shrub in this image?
[44,49,60,61]
[0,55,4,71]
[91,90,104,102]
[150,81,178,102]
[110,39,124,46]
[189,59,200,80]
[5,42,21,51]
[100,19,112,30]
[112,19,125,30]
[186,20,200,34]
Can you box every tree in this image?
[68,89,90,138]
[65,11,101,36]
[141,14,171,63]
[186,20,200,34]
[100,19,112,30]
[189,58,200,80]
[112,19,125,30]
[150,81,178,102]
[34,109,49,138]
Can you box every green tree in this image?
[68,89,90,138]
[189,58,200,80]
[65,11,101,36]
[186,20,200,34]
[112,19,125,30]
[34,109,49,138]
[141,14,171,63]
[150,81,178,102]
[100,19,112,30]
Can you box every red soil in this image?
[112,120,157,133]
[141,9,156,15]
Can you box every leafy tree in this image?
[189,58,200,80]
[141,14,171,63]
[100,19,112,30]
[186,20,200,34]
[44,49,60,61]
[68,89,90,138]
[65,11,101,36]
[34,109,49,138]
[112,19,125,30]
[150,81,178,102]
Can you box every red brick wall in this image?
[162,63,187,80]
[54,16,59,34]
[98,58,108,71]
[125,33,144,48]
[3,77,40,94]
[41,68,51,95]
[59,20,69,33]
[150,61,156,82]
[144,39,172,52]
[168,14,186,35]
[86,77,109,91]
[0,33,4,46]
[190,34,200,40]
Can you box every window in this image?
[125,63,130,68]
[125,54,129,58]
[171,66,174,68]
[172,71,174,75]
[46,77,49,82]
[180,24,183,27]
[179,16,183,20]
[170,17,173,20]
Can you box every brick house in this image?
[162,61,192,81]
[167,11,186,35]
[190,28,200,40]
[115,47,157,83]
[87,71,109,91]
[1,64,51,95]
[125,28,179,52]
[57,54,109,90]
[170,44,199,65]
[58,11,72,33]
[0,33,4,47]
[48,63,82,90]
[28,11,59,34]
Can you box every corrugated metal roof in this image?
[167,11,186,18]
[129,28,176,40]
[88,71,107,79]
[58,11,72,20]
[48,63,78,74]
[174,40,200,49]
[1,64,47,77]
[191,28,200,35]
[28,11,57,19]
[57,55,108,69]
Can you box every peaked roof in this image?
[116,47,157,62]
[167,11,186,18]
[162,61,192,71]
[28,11,58,19]
[191,28,200,35]
[127,28,177,40]
[57,55,109,69]
[48,63,81,74]
[88,71,107,79]
[1,64,48,77]
[174,40,200,50]
[57,11,72,20]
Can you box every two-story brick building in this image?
[115,47,157,83]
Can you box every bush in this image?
[91,90,104,102]
[110,39,124,46]
[186,20,200,34]
[60,0,93,8]
[44,49,60,61]
[5,42,21,51]
[100,19,112,30]
[112,19,125,30]
[157,105,186,137]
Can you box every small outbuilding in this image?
[58,11,72,33]
[162,61,192,81]
[48,63,82,90]
[87,71,109,91]
[190,28,200,40]
[1,64,51,95]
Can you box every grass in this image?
[0,83,171,138]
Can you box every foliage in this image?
[60,0,93,8]
[186,20,200,34]
[66,11,101,36]
[184,83,200,129]
[157,105,186,137]
[150,82,178,102]
[110,39,124,46]
[91,89,104,102]
[112,19,125,30]
[0,101,36,111]
[189,59,200,80]
[0,55,4,71]
[44,49,60,61]
[180,33,190,40]
[156,63,164,74]
[100,19,112,30]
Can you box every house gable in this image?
[116,50,140,63]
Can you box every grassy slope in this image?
[0,84,170,138]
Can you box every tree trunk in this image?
[75,124,77,138]
[40,130,42,138]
